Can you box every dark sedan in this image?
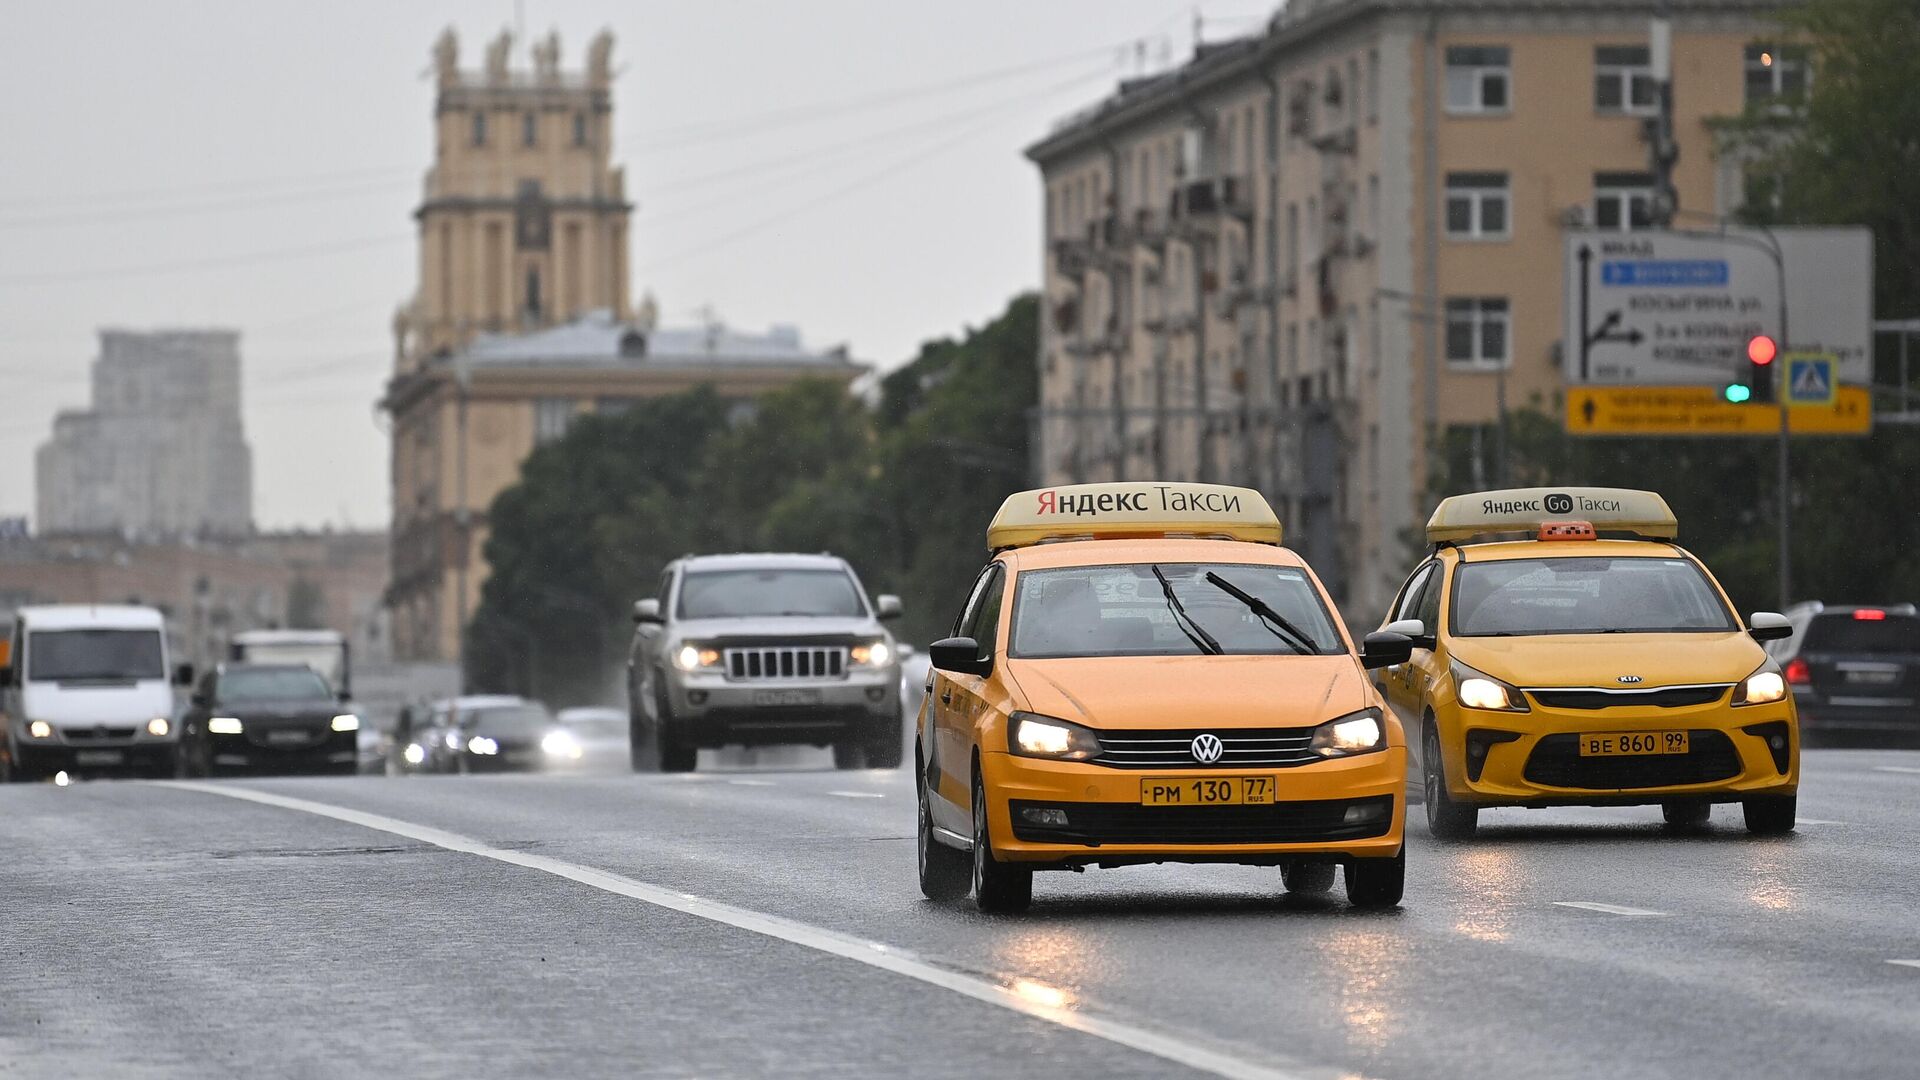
[441,701,573,774]
[179,664,359,776]
[1772,602,1920,746]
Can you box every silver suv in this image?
[627,553,904,772]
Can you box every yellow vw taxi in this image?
[1378,487,1799,838]
[915,482,1415,912]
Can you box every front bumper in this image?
[12,721,177,773]
[980,747,1407,866]
[1441,698,1798,806]
[209,730,357,773]
[665,669,900,747]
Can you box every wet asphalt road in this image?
[3,749,1916,1080]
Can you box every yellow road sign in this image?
[1565,385,1872,436]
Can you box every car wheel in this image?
[1423,723,1479,840]
[1661,798,1711,829]
[1344,849,1406,909]
[917,750,971,901]
[642,684,697,773]
[970,770,1032,913]
[1742,794,1797,836]
[1282,860,1337,895]
[0,740,14,783]
[831,741,867,770]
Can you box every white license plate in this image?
[1845,669,1900,685]
[74,750,124,766]
[752,689,822,707]
[266,730,311,745]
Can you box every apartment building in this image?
[1026,0,1794,619]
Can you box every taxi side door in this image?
[1378,561,1437,722]
[924,562,1003,832]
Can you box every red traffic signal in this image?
[1747,335,1778,366]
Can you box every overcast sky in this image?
[0,0,1273,531]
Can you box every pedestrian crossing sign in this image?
[1786,352,1838,407]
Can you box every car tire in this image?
[917,750,971,901]
[639,684,697,773]
[971,771,1032,913]
[1742,794,1797,836]
[1661,798,1711,829]
[1282,860,1337,895]
[0,740,15,783]
[1344,849,1406,909]
[1423,723,1479,840]
[832,741,867,770]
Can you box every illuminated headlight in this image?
[444,731,462,750]
[850,640,893,668]
[146,717,171,737]
[403,743,425,765]
[1309,708,1386,757]
[1734,665,1787,706]
[27,720,53,739]
[208,717,244,735]
[1009,712,1101,761]
[675,643,722,671]
[1453,662,1531,712]
[330,714,360,732]
[541,730,582,759]
[467,736,499,756]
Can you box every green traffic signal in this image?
[1723,383,1753,404]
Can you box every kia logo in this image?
[1190,733,1224,764]
[1618,675,1643,684]
[1544,492,1574,514]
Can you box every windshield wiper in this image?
[1152,565,1222,655]
[1202,572,1321,655]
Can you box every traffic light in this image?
[1722,382,1752,403]
[1744,334,1778,403]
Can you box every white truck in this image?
[1,604,193,780]
[229,629,350,696]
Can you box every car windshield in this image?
[219,667,332,702]
[27,629,165,682]
[465,705,554,736]
[678,569,865,619]
[1801,613,1920,654]
[1451,557,1736,636]
[1009,563,1343,659]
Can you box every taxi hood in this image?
[1448,631,1767,689]
[1004,654,1372,730]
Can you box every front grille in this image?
[63,726,137,742]
[1092,727,1321,769]
[725,647,846,681]
[1522,730,1742,789]
[1009,796,1394,845]
[1527,685,1731,710]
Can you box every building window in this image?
[1366,49,1380,125]
[1745,43,1810,105]
[1594,171,1655,231]
[1445,172,1510,239]
[1445,46,1511,114]
[1445,298,1510,369]
[534,398,575,444]
[1595,45,1657,114]
[1346,57,1361,127]
[525,266,543,320]
[471,110,487,147]
[573,111,588,147]
[523,111,537,147]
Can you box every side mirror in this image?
[875,595,903,621]
[1382,618,1433,649]
[1748,611,1793,643]
[1360,632,1415,671]
[173,663,195,687]
[633,599,663,625]
[928,636,992,677]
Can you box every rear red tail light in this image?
[1853,608,1887,620]
[1785,658,1811,685]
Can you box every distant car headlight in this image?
[1309,707,1386,757]
[208,717,244,735]
[27,720,53,739]
[1734,664,1787,706]
[403,743,426,765]
[467,736,499,756]
[1008,712,1101,761]
[850,640,893,668]
[675,643,722,671]
[541,730,582,759]
[146,717,171,737]
[1452,661,1531,712]
[330,714,360,732]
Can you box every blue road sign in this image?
[1786,353,1838,407]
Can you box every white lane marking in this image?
[827,790,886,799]
[1888,960,1920,971]
[1553,901,1668,917]
[728,779,776,787]
[1873,766,1920,775]
[161,782,1314,1080]
[1794,818,1852,826]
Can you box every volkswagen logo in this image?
[1618,675,1643,684]
[1544,492,1575,514]
[1190,733,1224,764]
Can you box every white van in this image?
[1,605,192,780]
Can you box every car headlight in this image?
[467,736,499,756]
[1452,661,1531,712]
[850,640,893,668]
[27,720,53,739]
[1734,663,1787,706]
[541,730,582,759]
[1008,712,1102,761]
[675,643,722,671]
[146,717,171,737]
[403,743,426,765]
[330,714,360,732]
[208,717,244,735]
[444,731,462,750]
[1309,707,1386,757]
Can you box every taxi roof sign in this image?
[987,483,1281,550]
[1426,487,1677,545]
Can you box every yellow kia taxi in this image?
[915,482,1415,912]
[1377,487,1799,839]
